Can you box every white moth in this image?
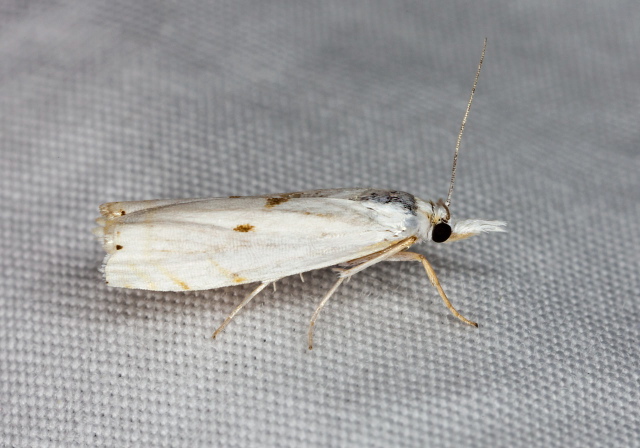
[94,40,505,349]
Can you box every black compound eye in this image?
[432,222,452,243]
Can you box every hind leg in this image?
[308,237,419,349]
[212,281,275,339]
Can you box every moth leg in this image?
[386,251,478,327]
[309,237,418,349]
[212,281,274,339]
[337,237,418,277]
[308,277,345,350]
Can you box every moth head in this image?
[417,40,505,244]
[420,40,508,243]
[426,198,506,243]
[428,198,452,243]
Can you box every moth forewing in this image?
[94,189,425,292]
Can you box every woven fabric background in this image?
[1,1,639,447]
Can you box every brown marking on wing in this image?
[208,259,247,285]
[229,195,242,198]
[173,278,191,290]
[265,197,289,207]
[232,274,247,284]
[264,192,305,208]
[162,270,191,290]
[233,224,255,232]
[99,203,116,217]
[115,245,123,250]
[149,261,190,291]
[99,202,128,218]
[301,211,332,218]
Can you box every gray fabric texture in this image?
[1,1,639,447]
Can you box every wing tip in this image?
[99,202,127,218]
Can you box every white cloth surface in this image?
[1,1,639,447]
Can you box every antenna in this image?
[445,38,487,208]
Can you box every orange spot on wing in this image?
[175,279,190,290]
[166,274,190,290]
[232,274,247,284]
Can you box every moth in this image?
[94,40,505,349]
